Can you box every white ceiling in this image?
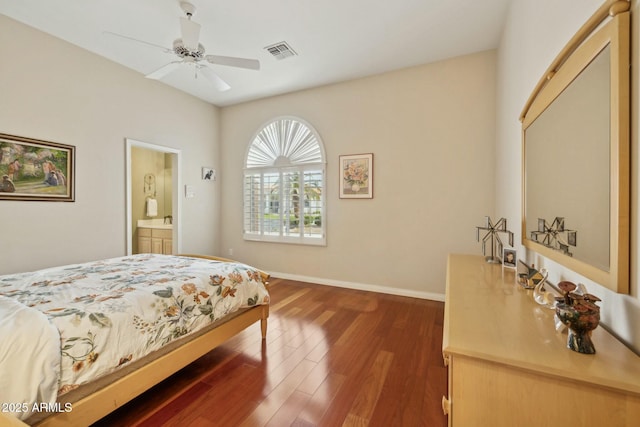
[0,0,510,107]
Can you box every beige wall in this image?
[220,51,497,299]
[496,0,640,353]
[0,15,221,274]
[5,1,633,353]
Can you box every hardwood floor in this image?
[92,278,447,427]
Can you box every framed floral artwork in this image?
[339,153,373,199]
[0,133,75,201]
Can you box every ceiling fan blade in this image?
[145,61,183,80]
[205,55,260,70]
[102,31,172,53]
[180,17,201,51]
[198,65,231,92]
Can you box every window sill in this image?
[243,233,326,246]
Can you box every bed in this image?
[0,253,270,427]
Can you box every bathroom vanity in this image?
[137,219,173,255]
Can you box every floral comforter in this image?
[0,254,269,421]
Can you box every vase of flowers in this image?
[343,161,367,193]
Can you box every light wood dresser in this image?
[442,254,640,426]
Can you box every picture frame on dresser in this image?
[503,248,517,268]
[0,133,75,202]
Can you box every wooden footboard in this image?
[1,254,270,427]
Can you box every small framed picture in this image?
[339,153,373,199]
[503,248,517,268]
[202,167,215,181]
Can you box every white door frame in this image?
[125,138,182,255]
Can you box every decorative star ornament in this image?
[530,217,577,256]
[476,216,514,263]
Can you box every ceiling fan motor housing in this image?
[173,39,205,60]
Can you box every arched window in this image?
[243,117,326,245]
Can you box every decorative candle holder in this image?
[554,281,601,354]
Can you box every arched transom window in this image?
[243,117,326,245]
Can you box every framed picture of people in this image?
[0,133,75,201]
[503,248,517,268]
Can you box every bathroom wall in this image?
[131,146,172,253]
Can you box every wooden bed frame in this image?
[0,254,269,427]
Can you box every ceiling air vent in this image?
[264,41,297,60]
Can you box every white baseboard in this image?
[267,271,445,302]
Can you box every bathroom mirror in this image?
[520,1,630,293]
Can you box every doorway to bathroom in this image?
[126,138,181,255]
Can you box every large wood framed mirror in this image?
[520,0,630,293]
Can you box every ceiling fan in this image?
[105,1,260,92]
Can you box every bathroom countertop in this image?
[137,219,172,229]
